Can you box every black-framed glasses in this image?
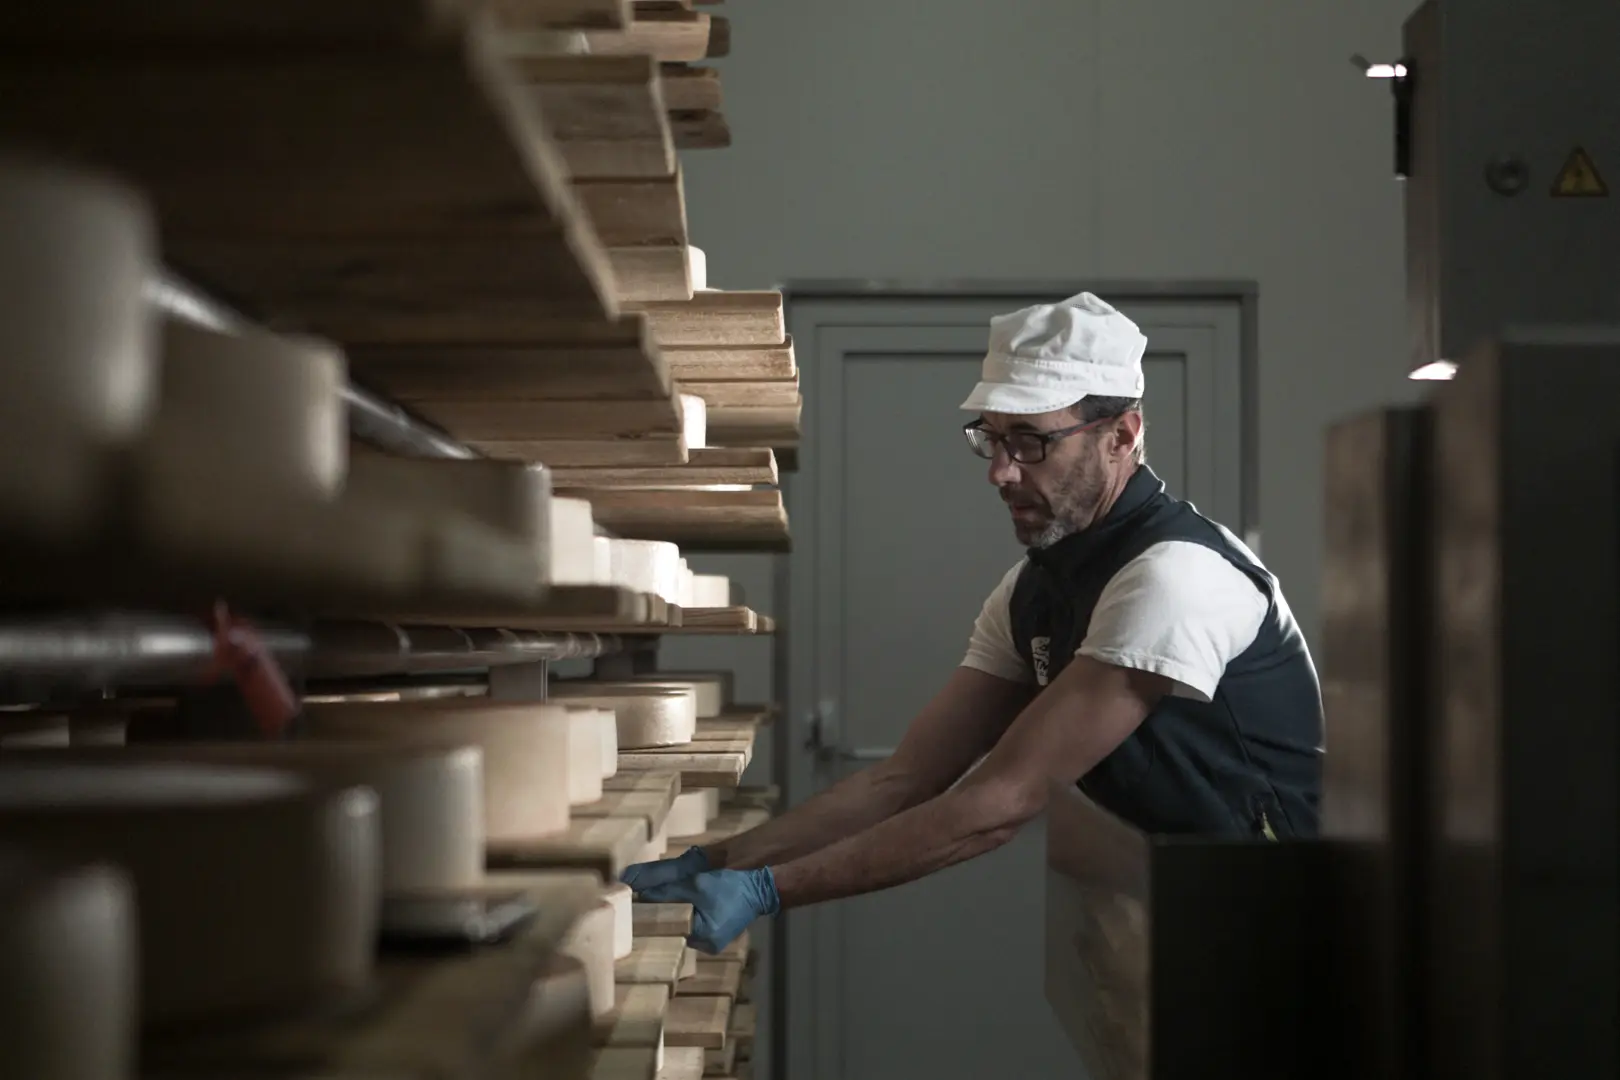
[962,415,1111,464]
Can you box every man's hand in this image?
[621,845,710,893]
[636,867,780,954]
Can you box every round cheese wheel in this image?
[689,574,731,608]
[547,497,601,585]
[299,698,573,843]
[559,898,617,1019]
[603,882,633,960]
[687,246,707,292]
[346,454,551,545]
[563,708,604,807]
[546,685,696,749]
[0,854,135,1080]
[679,393,707,451]
[0,761,379,1026]
[600,539,683,605]
[666,790,711,839]
[0,160,155,539]
[599,675,727,719]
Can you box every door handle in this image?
[803,699,895,764]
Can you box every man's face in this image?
[979,408,1116,548]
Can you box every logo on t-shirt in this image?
[1030,636,1051,686]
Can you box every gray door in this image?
[781,291,1249,1080]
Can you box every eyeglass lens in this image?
[964,426,1049,464]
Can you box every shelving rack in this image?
[0,2,790,1077]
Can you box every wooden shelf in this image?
[494,0,633,31]
[659,65,723,112]
[597,982,670,1050]
[592,1045,660,1080]
[678,957,743,999]
[550,447,778,488]
[633,902,694,937]
[488,814,649,881]
[582,8,712,61]
[665,994,729,1050]
[667,607,767,634]
[617,936,688,986]
[518,54,674,179]
[621,741,751,790]
[380,585,680,632]
[665,340,796,381]
[0,23,621,345]
[670,109,731,150]
[577,171,689,246]
[657,1047,707,1080]
[577,769,682,836]
[627,293,785,348]
[678,377,799,409]
[575,490,789,550]
[692,717,763,742]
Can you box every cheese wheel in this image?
[690,574,731,608]
[346,454,552,546]
[687,246,707,291]
[603,882,633,960]
[563,709,605,807]
[299,699,573,843]
[0,159,155,539]
[665,791,711,839]
[546,685,696,749]
[0,762,379,1025]
[559,898,616,1019]
[676,560,695,608]
[0,713,69,747]
[14,743,485,893]
[149,319,346,500]
[547,497,601,585]
[587,675,726,719]
[600,539,683,605]
[679,393,706,451]
[587,707,619,779]
[0,855,135,1080]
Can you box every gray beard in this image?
[1012,457,1109,549]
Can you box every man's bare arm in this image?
[705,668,1032,870]
[769,656,1168,907]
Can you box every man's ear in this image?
[1113,411,1143,456]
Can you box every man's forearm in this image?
[768,782,1030,908]
[705,762,924,870]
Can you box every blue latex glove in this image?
[621,845,710,894]
[635,867,780,954]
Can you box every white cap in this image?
[959,291,1147,415]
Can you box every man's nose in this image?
[987,446,1020,486]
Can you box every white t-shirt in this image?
[960,541,1269,702]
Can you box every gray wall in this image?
[680,0,1425,648]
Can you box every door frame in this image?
[771,281,1259,1080]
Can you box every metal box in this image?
[1428,333,1620,1078]
[1044,782,1338,1080]
[1403,0,1620,372]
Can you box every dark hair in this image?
[1074,396,1145,463]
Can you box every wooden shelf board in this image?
[670,109,730,150]
[597,982,670,1049]
[578,769,681,835]
[658,1046,708,1080]
[659,65,723,112]
[665,994,730,1050]
[664,339,796,381]
[0,29,618,345]
[706,405,802,452]
[349,321,671,402]
[678,378,799,409]
[517,54,675,179]
[549,447,778,488]
[705,14,729,56]
[378,585,678,632]
[633,902,694,938]
[622,744,749,790]
[677,957,742,1000]
[729,1001,755,1045]
[410,395,683,441]
[143,874,601,1076]
[616,936,688,986]
[574,489,789,550]
[475,435,689,467]
[610,243,694,302]
[488,814,650,882]
[576,172,688,246]
[668,607,760,634]
[593,1045,660,1080]
[582,9,711,61]
[495,0,633,30]
[692,718,760,742]
[717,930,750,964]
[626,293,785,348]
[704,1040,738,1077]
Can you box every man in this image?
[624,291,1324,954]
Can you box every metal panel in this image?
[1319,406,1434,1080]
[1404,0,1620,369]
[1429,333,1620,1079]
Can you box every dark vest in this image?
[1010,466,1323,837]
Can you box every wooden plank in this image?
[610,244,694,302]
[488,815,649,881]
[705,14,729,56]
[0,32,618,345]
[477,436,687,467]
[678,958,742,1000]
[692,719,759,742]
[627,293,784,347]
[583,9,711,61]
[380,584,655,627]
[576,173,688,246]
[622,750,748,790]
[665,995,730,1050]
[597,982,670,1048]
[616,936,687,986]
[594,1045,660,1080]
[729,1002,755,1048]
[658,1046,708,1080]
[411,397,683,439]
[703,1039,737,1077]
[348,321,670,402]
[706,404,802,450]
[633,902,694,937]
[674,608,758,633]
[518,54,675,179]
[659,65,723,112]
[670,110,731,151]
[678,378,800,408]
[577,770,680,834]
[550,448,777,488]
[716,930,750,963]
[495,0,632,30]
[664,340,796,381]
[577,489,788,549]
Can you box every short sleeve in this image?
[960,560,1034,684]
[1077,542,1268,702]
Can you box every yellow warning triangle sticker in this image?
[1552,146,1608,197]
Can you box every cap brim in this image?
[959,381,1086,416]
